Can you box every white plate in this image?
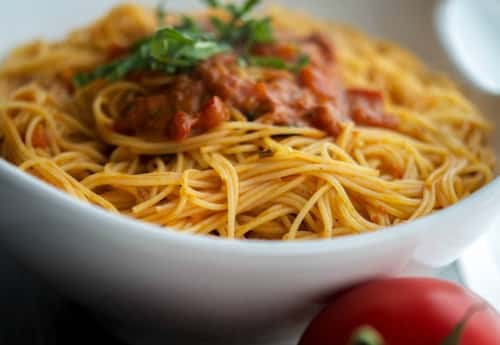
[437,0,500,94]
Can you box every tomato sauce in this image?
[114,32,398,141]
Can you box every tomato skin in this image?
[299,278,500,345]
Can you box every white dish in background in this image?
[437,0,500,94]
[0,1,499,344]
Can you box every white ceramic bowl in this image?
[1,0,499,343]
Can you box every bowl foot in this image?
[95,305,320,345]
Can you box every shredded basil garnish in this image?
[74,0,309,87]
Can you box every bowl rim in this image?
[1,158,498,256]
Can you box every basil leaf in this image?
[248,56,287,69]
[249,17,274,43]
[73,0,309,87]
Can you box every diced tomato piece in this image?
[348,88,398,129]
[199,96,229,130]
[299,65,340,100]
[169,111,198,142]
[309,104,344,136]
[252,42,299,61]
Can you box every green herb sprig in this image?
[204,0,310,70]
[74,0,309,87]
[204,0,272,45]
[74,26,228,86]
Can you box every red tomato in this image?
[299,278,500,345]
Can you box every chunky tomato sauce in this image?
[115,32,398,141]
